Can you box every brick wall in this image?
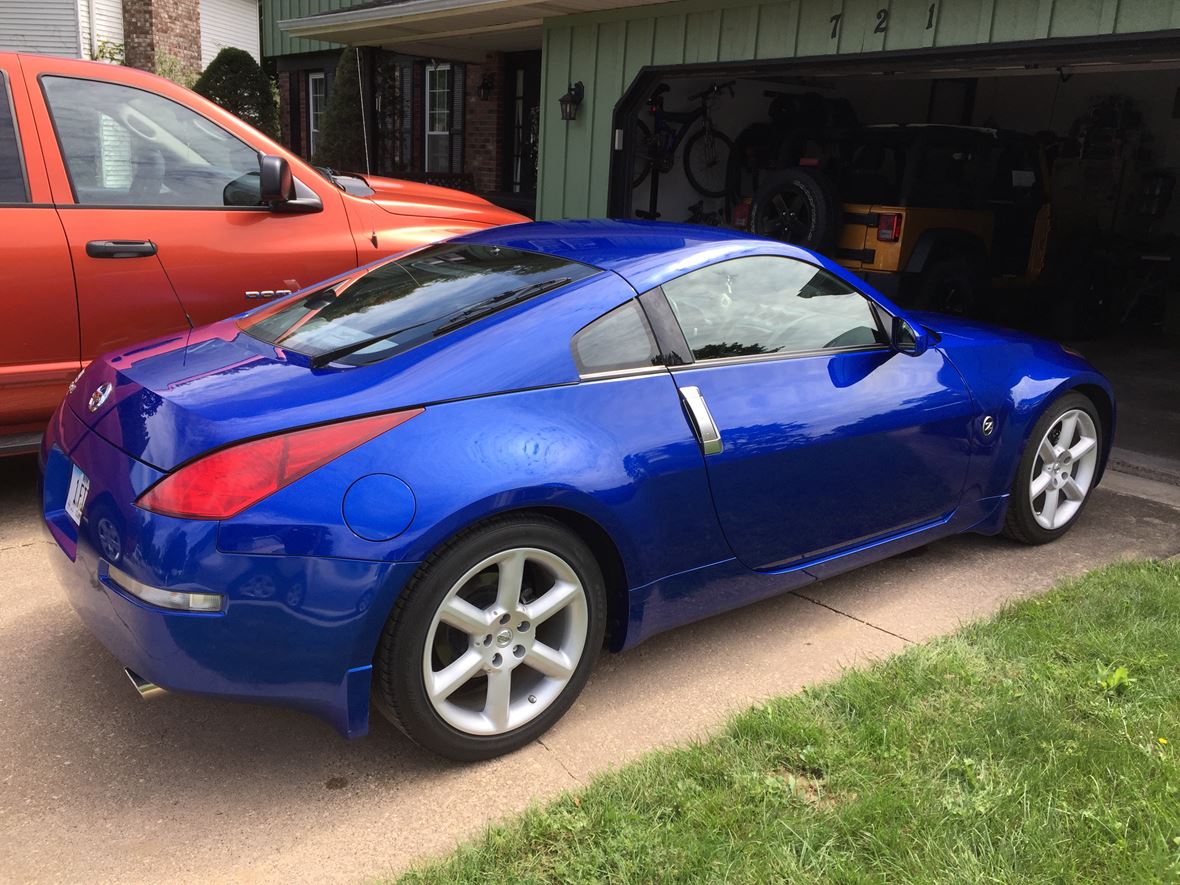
[465,54,506,192]
[122,0,201,79]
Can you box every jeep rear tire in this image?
[914,255,985,316]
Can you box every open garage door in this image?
[608,30,1180,479]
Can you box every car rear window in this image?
[242,243,597,366]
[835,133,908,205]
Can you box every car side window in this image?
[909,133,987,209]
[571,300,660,375]
[41,76,262,208]
[661,255,886,361]
[0,72,27,203]
[991,138,1041,204]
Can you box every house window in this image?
[308,72,326,157]
[425,63,451,172]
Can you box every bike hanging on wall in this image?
[633,80,735,219]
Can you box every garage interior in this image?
[612,39,1180,478]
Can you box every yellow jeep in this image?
[751,125,1051,313]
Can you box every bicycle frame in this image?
[647,103,708,171]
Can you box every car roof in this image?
[857,123,1031,140]
[453,219,816,293]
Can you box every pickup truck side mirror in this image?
[891,314,930,357]
[259,155,295,206]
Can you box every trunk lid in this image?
[69,309,574,472]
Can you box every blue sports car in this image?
[42,220,1113,760]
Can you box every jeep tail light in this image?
[877,213,902,242]
[733,198,752,230]
[137,409,423,520]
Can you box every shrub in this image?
[311,48,368,172]
[193,47,279,138]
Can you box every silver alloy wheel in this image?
[423,547,589,736]
[1029,408,1099,530]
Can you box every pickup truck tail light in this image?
[137,409,423,520]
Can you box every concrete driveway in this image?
[1,453,1177,884]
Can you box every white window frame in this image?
[308,71,326,157]
[424,62,451,172]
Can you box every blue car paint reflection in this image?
[41,220,1114,738]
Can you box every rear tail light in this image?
[137,409,423,520]
[877,213,902,242]
[733,198,752,230]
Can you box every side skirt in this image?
[621,502,1005,651]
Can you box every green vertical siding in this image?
[262,0,370,57]
[537,0,1178,220]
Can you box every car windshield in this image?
[242,244,596,366]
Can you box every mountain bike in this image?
[633,81,735,200]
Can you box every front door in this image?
[0,60,80,435]
[655,254,975,571]
[25,59,359,358]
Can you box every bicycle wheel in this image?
[632,119,655,189]
[683,127,734,198]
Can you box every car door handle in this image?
[679,385,723,455]
[85,240,157,259]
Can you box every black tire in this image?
[914,255,986,316]
[632,118,655,189]
[1003,391,1103,545]
[750,168,841,250]
[683,127,735,198]
[373,513,606,761]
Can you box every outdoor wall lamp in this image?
[559,81,584,122]
[477,73,495,101]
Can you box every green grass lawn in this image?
[401,560,1180,884]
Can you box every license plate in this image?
[65,464,90,526]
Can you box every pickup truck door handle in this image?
[679,385,723,455]
[85,240,157,259]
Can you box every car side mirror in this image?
[891,314,930,357]
[259,155,295,206]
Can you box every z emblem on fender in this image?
[982,415,995,436]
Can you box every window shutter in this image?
[405,61,418,170]
[450,62,465,174]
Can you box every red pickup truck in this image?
[0,54,526,454]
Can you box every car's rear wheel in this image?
[374,514,605,761]
[1003,392,1102,545]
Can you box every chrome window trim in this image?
[577,364,669,382]
[667,343,892,371]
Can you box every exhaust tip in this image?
[124,668,166,699]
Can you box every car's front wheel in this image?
[1003,392,1102,544]
[374,514,605,761]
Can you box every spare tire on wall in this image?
[750,168,841,251]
